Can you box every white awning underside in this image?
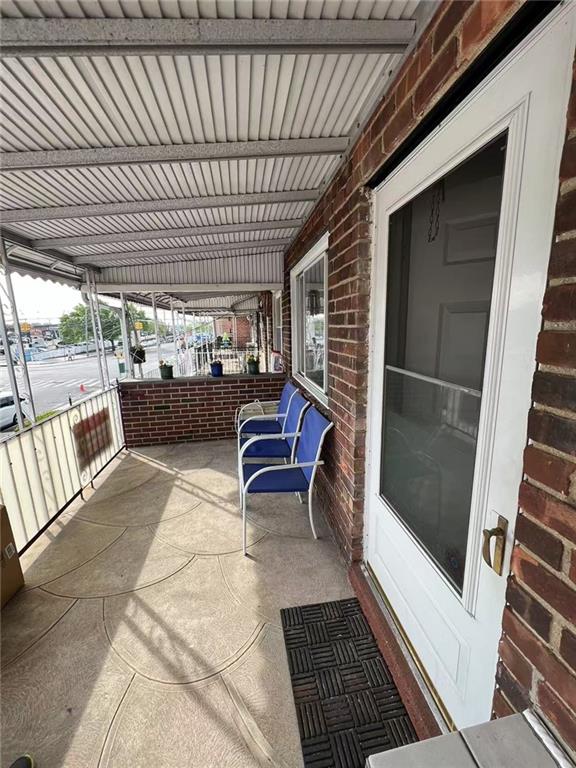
[0,0,426,309]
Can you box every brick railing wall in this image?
[492,58,576,754]
[119,374,286,447]
[282,0,523,564]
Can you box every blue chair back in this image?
[277,381,298,425]
[282,392,310,452]
[295,407,333,482]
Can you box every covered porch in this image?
[2,439,353,767]
[2,2,576,768]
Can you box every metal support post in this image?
[85,271,105,390]
[92,274,110,388]
[0,241,36,421]
[119,292,133,378]
[152,292,161,365]
[170,300,178,357]
[0,289,24,431]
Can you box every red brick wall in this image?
[215,315,253,347]
[492,59,576,754]
[119,374,285,447]
[283,0,523,563]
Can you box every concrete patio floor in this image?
[1,440,353,768]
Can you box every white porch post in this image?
[170,299,178,357]
[0,283,24,431]
[92,274,111,388]
[85,271,105,390]
[0,241,36,421]
[119,291,133,379]
[232,314,238,348]
[152,292,161,366]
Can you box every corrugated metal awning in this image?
[0,0,425,304]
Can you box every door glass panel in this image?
[380,135,507,591]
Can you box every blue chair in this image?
[239,390,310,463]
[239,407,333,555]
[237,391,309,506]
[236,380,297,436]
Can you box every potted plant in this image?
[158,359,174,380]
[210,359,223,377]
[246,354,260,375]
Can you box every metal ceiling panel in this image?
[59,227,295,256]
[0,1,420,22]
[0,52,394,151]
[0,1,423,283]
[170,294,259,310]
[3,200,313,239]
[95,250,284,285]
[0,154,340,208]
[84,244,286,268]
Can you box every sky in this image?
[11,274,82,323]
[9,273,155,324]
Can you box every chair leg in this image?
[238,457,243,508]
[242,491,248,556]
[296,492,304,504]
[308,491,318,540]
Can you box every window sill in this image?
[293,372,329,408]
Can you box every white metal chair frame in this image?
[238,419,333,555]
[235,386,297,433]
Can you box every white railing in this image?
[0,386,124,552]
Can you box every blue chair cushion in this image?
[243,463,309,493]
[240,437,292,459]
[239,418,283,435]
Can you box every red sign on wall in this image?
[73,408,112,470]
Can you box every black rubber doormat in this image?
[281,597,417,768]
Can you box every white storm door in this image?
[365,7,575,729]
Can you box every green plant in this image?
[246,354,259,363]
[15,409,58,432]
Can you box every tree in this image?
[59,302,153,351]
[59,304,91,346]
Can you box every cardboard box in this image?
[1,504,24,607]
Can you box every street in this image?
[0,342,175,435]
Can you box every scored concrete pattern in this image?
[1,440,354,768]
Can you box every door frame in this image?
[363,4,575,726]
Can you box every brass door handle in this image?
[482,515,508,575]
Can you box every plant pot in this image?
[210,361,223,377]
[159,365,173,380]
[247,361,260,375]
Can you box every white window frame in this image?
[272,289,283,353]
[290,232,329,406]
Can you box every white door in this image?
[366,7,575,729]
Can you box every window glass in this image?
[291,237,328,400]
[302,259,325,388]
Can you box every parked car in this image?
[0,391,29,430]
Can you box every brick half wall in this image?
[119,374,286,447]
